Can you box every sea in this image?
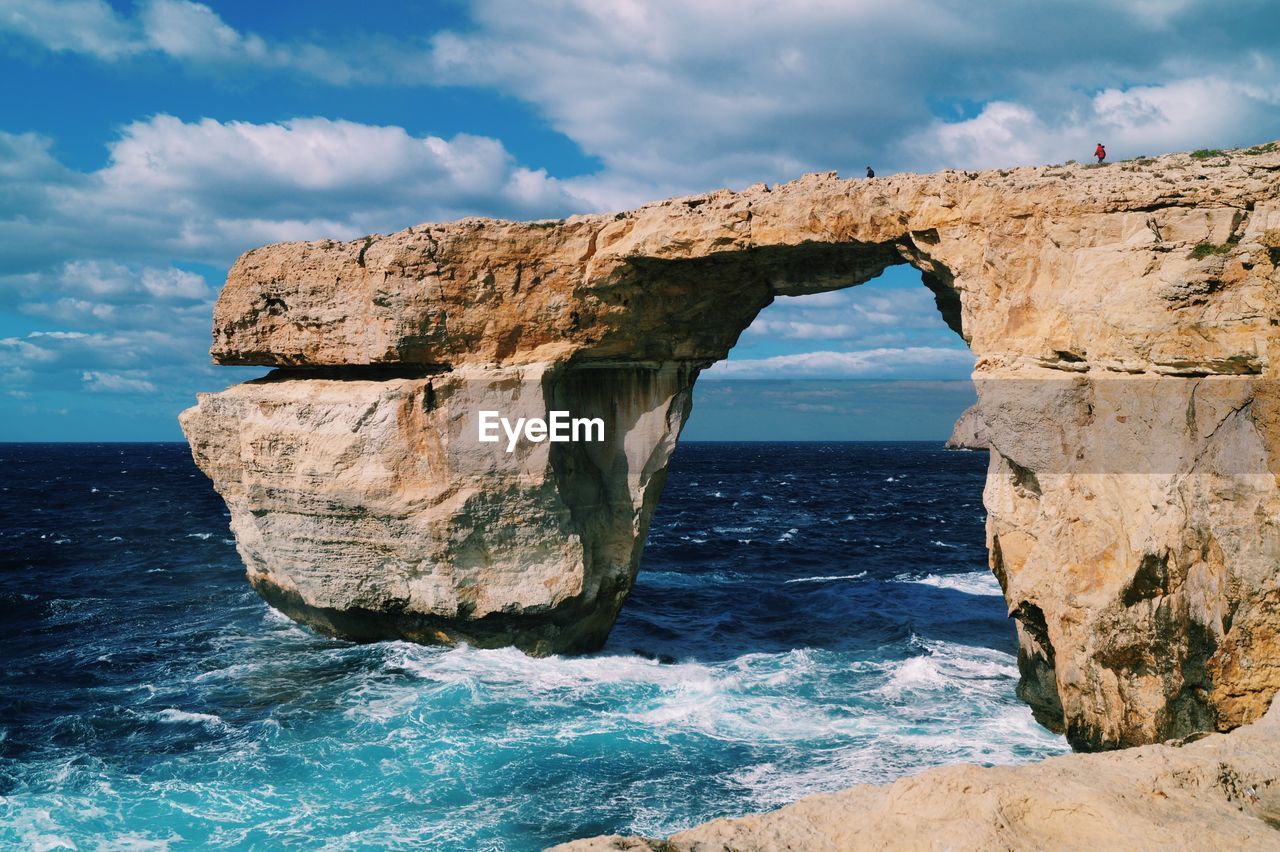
[0,441,1068,850]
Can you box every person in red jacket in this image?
[1095,142,1106,163]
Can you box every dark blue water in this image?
[0,442,1066,849]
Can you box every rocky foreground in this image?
[555,697,1280,851]
[184,142,1280,751]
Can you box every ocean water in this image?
[0,442,1067,850]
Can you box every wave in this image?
[784,572,867,584]
[899,570,1002,596]
[154,708,226,728]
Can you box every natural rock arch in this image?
[183,146,1280,750]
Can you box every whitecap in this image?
[784,572,867,584]
[155,708,225,728]
[186,533,213,540]
[904,571,1002,596]
[876,637,1019,700]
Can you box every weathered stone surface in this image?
[944,402,988,449]
[181,362,693,654]
[183,143,1280,749]
[554,695,1280,852]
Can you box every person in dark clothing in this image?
[1094,143,1106,163]
[866,165,875,178]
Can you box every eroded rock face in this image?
[945,402,989,449]
[182,144,1280,749]
[181,362,694,654]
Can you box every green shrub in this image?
[1190,242,1231,259]
[1190,149,1224,159]
[1246,142,1279,155]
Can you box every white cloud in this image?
[1,325,254,403]
[905,73,1280,169]
[0,116,592,275]
[42,260,207,300]
[737,283,963,350]
[22,298,119,323]
[0,0,371,82]
[0,115,593,410]
[0,0,139,59]
[139,0,265,63]
[0,336,59,367]
[82,370,158,394]
[5,261,212,334]
[704,347,974,379]
[140,267,208,299]
[421,0,1280,200]
[6,1,1279,200]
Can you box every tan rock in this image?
[181,362,693,654]
[182,143,1280,749]
[944,402,988,449]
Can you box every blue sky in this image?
[2,0,1278,440]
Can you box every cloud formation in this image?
[905,75,1280,170]
[704,347,974,380]
[0,0,381,82]
[738,285,961,349]
[7,1,1279,195]
[0,114,592,434]
[422,0,1280,199]
[2,115,586,275]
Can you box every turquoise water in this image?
[0,442,1068,849]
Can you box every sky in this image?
[1,0,1278,440]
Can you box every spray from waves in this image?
[898,570,1003,596]
[698,635,1054,816]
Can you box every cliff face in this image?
[181,144,1280,749]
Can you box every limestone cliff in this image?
[555,695,1280,851]
[945,402,989,449]
[182,143,1280,750]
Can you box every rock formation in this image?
[554,695,1280,851]
[182,143,1280,749]
[945,402,989,449]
